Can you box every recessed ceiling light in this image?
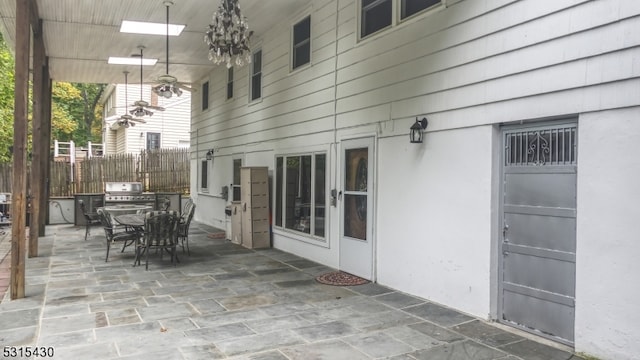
[120,20,185,36]
[108,57,158,65]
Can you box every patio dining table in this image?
[102,204,153,216]
[114,213,145,228]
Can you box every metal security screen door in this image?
[500,122,577,344]
[340,137,374,280]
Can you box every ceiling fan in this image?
[151,1,193,98]
[131,45,165,116]
[106,71,147,128]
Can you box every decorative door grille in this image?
[504,124,577,166]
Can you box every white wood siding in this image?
[195,0,639,150]
[191,2,640,358]
[103,84,191,154]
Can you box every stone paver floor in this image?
[0,223,584,360]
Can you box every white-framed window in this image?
[274,153,326,238]
[232,157,242,201]
[200,159,209,191]
[202,81,209,110]
[146,132,161,150]
[250,49,262,101]
[401,0,441,19]
[360,0,443,39]
[361,0,392,38]
[292,15,311,70]
[227,67,234,100]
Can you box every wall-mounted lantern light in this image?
[410,117,429,143]
[206,149,214,160]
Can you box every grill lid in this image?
[105,182,143,195]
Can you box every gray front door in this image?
[500,122,577,344]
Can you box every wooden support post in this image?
[40,58,52,236]
[11,0,31,299]
[29,18,45,257]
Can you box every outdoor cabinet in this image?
[230,201,242,245]
[240,166,270,249]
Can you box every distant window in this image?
[292,16,311,69]
[275,157,283,227]
[232,158,242,201]
[250,50,262,101]
[227,67,234,99]
[360,0,442,39]
[361,0,392,38]
[401,0,441,19]
[201,160,208,190]
[146,132,160,150]
[202,81,209,110]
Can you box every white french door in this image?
[339,137,374,280]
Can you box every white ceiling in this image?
[0,0,304,84]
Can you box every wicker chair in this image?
[178,200,196,255]
[140,211,180,270]
[97,208,138,262]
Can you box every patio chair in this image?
[80,199,102,241]
[141,210,180,270]
[178,200,196,255]
[160,198,171,211]
[181,198,192,215]
[97,208,138,262]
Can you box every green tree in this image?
[51,82,105,145]
[50,81,80,142]
[76,83,106,144]
[0,32,15,161]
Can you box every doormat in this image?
[207,231,226,239]
[316,271,370,286]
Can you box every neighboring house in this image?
[101,83,191,154]
[190,1,640,359]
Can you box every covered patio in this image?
[0,223,582,360]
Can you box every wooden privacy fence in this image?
[0,148,190,196]
[0,163,14,194]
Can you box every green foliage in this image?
[51,81,80,141]
[0,32,106,162]
[51,81,106,145]
[0,32,15,162]
[75,82,106,144]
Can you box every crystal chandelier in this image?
[204,0,253,68]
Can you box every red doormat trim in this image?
[316,271,370,286]
[207,232,226,239]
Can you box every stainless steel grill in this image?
[104,182,155,204]
[103,182,182,214]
